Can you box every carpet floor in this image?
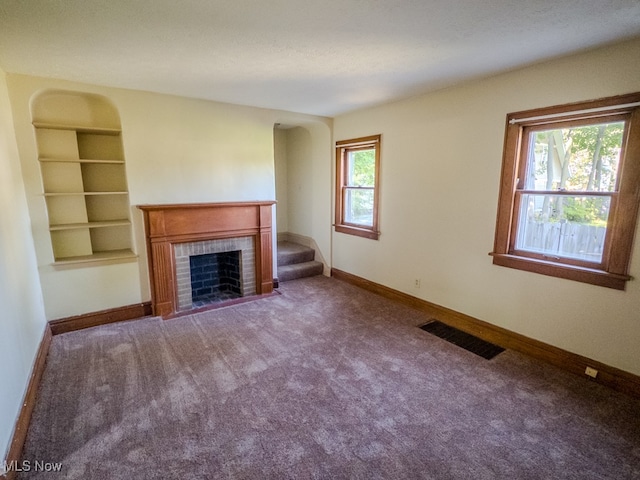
[17,276,640,479]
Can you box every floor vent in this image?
[419,320,505,360]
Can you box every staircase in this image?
[277,241,324,282]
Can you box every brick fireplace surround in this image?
[139,202,275,318]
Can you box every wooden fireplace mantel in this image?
[138,201,275,317]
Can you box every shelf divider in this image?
[33,122,121,135]
[49,220,132,231]
[39,157,125,164]
[53,249,137,265]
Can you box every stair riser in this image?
[277,250,315,266]
[278,262,324,282]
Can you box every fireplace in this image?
[139,202,275,318]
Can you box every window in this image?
[492,93,640,290]
[335,135,381,240]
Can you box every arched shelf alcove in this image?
[31,90,134,264]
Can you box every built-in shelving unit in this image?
[34,121,135,264]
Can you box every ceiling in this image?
[1,1,639,117]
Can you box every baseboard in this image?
[331,268,640,399]
[49,302,153,335]
[2,326,52,480]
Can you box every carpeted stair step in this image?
[278,260,324,282]
[277,241,315,266]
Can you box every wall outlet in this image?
[414,278,421,288]
[585,366,598,378]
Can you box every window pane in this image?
[347,149,375,187]
[344,188,374,226]
[515,194,611,262]
[524,122,624,192]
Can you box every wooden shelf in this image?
[54,249,137,265]
[44,191,129,196]
[49,220,131,231]
[39,157,124,164]
[33,122,121,135]
[35,117,133,264]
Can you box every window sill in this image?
[490,253,630,290]
[335,224,380,240]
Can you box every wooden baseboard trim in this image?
[2,326,52,480]
[331,268,640,399]
[49,302,153,335]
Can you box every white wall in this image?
[6,75,328,319]
[305,122,334,272]
[0,68,47,464]
[274,128,289,234]
[333,38,640,376]
[286,127,314,236]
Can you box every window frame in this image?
[335,134,381,240]
[491,93,640,290]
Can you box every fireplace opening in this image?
[190,250,242,308]
[174,236,256,312]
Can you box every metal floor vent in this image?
[419,320,505,360]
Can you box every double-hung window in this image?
[492,93,640,290]
[335,135,381,240]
